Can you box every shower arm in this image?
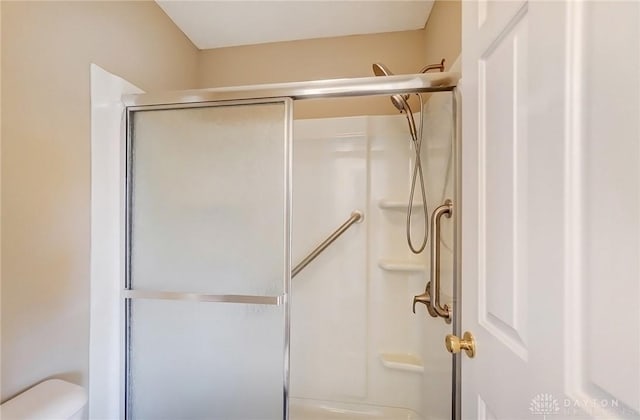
[403,59,444,138]
[419,59,446,74]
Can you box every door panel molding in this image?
[464,1,640,418]
[477,8,529,362]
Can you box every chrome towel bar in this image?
[292,210,364,278]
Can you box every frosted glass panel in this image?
[129,299,284,419]
[131,103,286,295]
[127,101,289,420]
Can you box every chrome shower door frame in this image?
[122,73,461,420]
[123,97,293,420]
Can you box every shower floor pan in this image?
[290,398,422,420]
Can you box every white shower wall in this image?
[291,90,454,420]
[291,116,369,400]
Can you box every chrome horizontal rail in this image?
[292,210,364,278]
[123,73,460,108]
[124,210,364,302]
[123,290,282,306]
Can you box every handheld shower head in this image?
[372,62,428,254]
[372,62,392,77]
[372,63,411,114]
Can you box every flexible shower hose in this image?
[406,94,429,254]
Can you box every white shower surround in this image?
[290,95,455,420]
[89,64,143,419]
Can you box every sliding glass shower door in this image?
[124,99,292,419]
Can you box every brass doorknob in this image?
[445,331,476,358]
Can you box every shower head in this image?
[390,94,412,114]
[373,66,428,256]
[371,63,411,113]
[372,62,392,77]
[372,63,417,140]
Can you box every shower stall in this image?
[121,70,460,420]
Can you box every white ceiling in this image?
[156,1,434,50]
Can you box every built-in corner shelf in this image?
[378,200,424,211]
[378,260,427,273]
[380,353,424,373]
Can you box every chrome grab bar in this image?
[292,210,364,278]
[430,199,453,322]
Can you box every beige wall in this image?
[424,0,461,70]
[1,1,198,401]
[0,0,3,402]
[196,0,460,119]
[0,0,461,405]
[198,30,428,119]
[198,30,428,86]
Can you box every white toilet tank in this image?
[0,379,87,420]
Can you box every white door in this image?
[461,1,640,418]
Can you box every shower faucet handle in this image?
[412,292,430,312]
[412,282,438,317]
